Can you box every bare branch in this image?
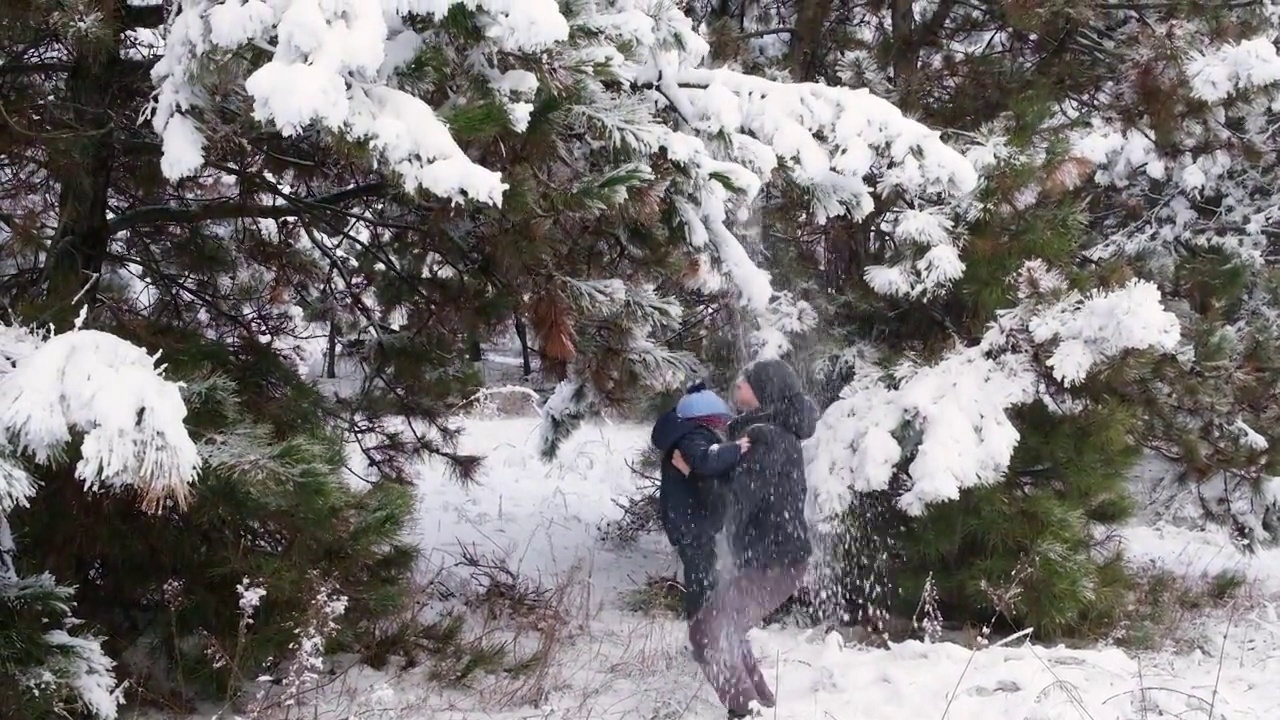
[741,26,795,39]
[106,181,392,235]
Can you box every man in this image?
[683,359,816,719]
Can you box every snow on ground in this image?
[1121,458,1280,595]
[272,418,1280,719]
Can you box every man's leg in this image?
[739,640,774,708]
[688,584,760,714]
[721,563,807,708]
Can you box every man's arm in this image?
[672,432,747,477]
[728,427,771,511]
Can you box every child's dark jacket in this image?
[650,411,741,547]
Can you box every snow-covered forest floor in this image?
[153,417,1280,720]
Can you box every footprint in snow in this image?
[963,679,1022,697]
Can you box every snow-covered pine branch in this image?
[150,0,571,203]
[808,260,1180,523]
[1073,36,1280,269]
[536,278,700,457]
[0,325,201,515]
[154,0,976,365]
[153,0,981,463]
[517,1,978,454]
[586,0,977,356]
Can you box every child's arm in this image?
[673,432,747,477]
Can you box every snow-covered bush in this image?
[0,321,200,720]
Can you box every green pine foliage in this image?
[1,573,118,720]
[886,137,1143,637]
[847,137,1147,635]
[896,401,1139,637]
[1133,252,1280,544]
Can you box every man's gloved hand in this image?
[672,439,748,477]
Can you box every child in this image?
[649,382,750,620]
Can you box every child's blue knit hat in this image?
[676,382,732,420]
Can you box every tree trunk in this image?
[890,0,917,112]
[42,2,123,320]
[790,0,833,81]
[513,313,533,378]
[325,323,338,379]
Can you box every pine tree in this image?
[2,0,432,708]
[1071,10,1280,548]
[688,0,1240,636]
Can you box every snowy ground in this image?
[227,418,1280,720]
